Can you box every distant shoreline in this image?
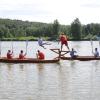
[0,38,98,41]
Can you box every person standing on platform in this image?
[59,32,70,51]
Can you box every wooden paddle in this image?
[25,40,28,54]
[97,36,100,50]
[11,40,14,54]
[96,35,100,50]
[90,39,94,55]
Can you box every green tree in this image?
[52,19,60,37]
[71,18,82,40]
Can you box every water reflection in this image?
[7,64,13,71]
[37,64,45,100]
[0,60,100,100]
[37,64,44,72]
[58,62,72,100]
[0,41,100,100]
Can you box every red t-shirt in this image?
[60,35,68,45]
[7,53,12,59]
[19,54,25,59]
[38,52,45,59]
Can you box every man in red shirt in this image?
[19,50,26,59]
[37,50,45,60]
[59,32,70,51]
[7,50,13,59]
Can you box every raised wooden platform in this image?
[50,49,100,61]
[50,49,70,58]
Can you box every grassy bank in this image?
[0,36,49,41]
[0,35,98,41]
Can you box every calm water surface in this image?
[0,41,100,100]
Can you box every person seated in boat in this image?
[70,48,77,58]
[94,48,99,57]
[36,50,45,60]
[19,50,26,59]
[7,50,13,59]
[38,37,51,49]
[59,32,70,51]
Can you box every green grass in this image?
[0,36,50,41]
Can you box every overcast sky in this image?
[0,0,100,25]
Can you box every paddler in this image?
[19,50,26,59]
[7,50,13,59]
[94,48,99,57]
[70,48,77,58]
[36,50,45,60]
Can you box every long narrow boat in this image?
[61,56,100,61]
[0,57,59,63]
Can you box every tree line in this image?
[0,18,100,40]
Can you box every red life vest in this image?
[38,52,45,59]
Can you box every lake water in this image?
[0,41,100,100]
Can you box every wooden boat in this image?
[60,56,100,61]
[0,57,59,63]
